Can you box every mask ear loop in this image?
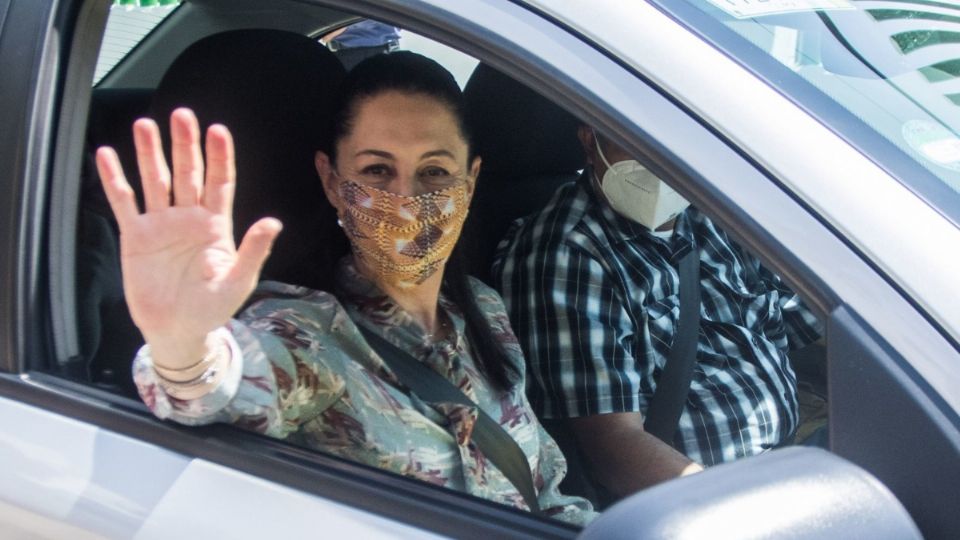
[593,130,615,170]
[591,130,615,189]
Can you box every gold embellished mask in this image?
[335,177,471,288]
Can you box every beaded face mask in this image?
[334,176,471,289]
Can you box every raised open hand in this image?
[97,108,282,368]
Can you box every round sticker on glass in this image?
[903,119,960,172]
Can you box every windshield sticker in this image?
[903,120,960,172]
[705,0,853,19]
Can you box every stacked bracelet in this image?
[159,361,226,400]
[152,353,217,383]
[152,328,232,400]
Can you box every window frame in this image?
[7,0,959,536]
[0,0,58,375]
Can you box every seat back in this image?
[84,88,155,214]
[462,65,597,500]
[75,89,156,392]
[77,29,347,393]
[150,29,348,291]
[462,64,585,283]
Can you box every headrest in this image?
[88,88,154,149]
[463,64,585,176]
[150,29,348,290]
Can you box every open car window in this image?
[75,0,832,491]
[74,0,830,507]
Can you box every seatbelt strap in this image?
[644,245,702,445]
[356,325,542,515]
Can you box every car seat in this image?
[461,64,585,284]
[77,29,347,395]
[462,64,603,501]
[75,88,155,389]
[149,29,348,292]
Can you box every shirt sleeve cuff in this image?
[133,326,245,425]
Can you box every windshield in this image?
[659,0,960,220]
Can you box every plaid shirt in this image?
[492,174,822,465]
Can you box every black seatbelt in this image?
[643,245,701,445]
[356,325,542,515]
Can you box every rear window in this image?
[94,2,180,85]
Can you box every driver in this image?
[492,125,822,502]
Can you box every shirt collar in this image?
[333,257,466,351]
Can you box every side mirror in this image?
[579,447,920,539]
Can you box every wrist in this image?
[149,327,235,399]
[147,331,218,372]
[152,333,228,383]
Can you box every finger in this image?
[202,124,236,217]
[133,118,172,212]
[230,218,283,288]
[170,108,204,207]
[96,146,140,227]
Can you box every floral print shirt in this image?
[133,259,595,525]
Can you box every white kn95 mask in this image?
[593,133,690,230]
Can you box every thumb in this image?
[231,217,283,286]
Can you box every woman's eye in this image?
[361,164,393,177]
[420,167,452,179]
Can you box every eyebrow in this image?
[354,149,457,160]
[355,149,393,159]
[420,149,456,160]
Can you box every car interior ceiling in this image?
[75,17,586,398]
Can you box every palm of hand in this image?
[119,207,240,337]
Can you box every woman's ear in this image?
[315,151,339,208]
[467,156,482,197]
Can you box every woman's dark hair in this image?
[325,51,474,162]
[325,51,515,392]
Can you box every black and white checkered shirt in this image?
[492,174,822,465]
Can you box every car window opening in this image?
[67,0,829,522]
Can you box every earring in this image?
[337,218,344,228]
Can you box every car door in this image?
[0,0,949,537]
